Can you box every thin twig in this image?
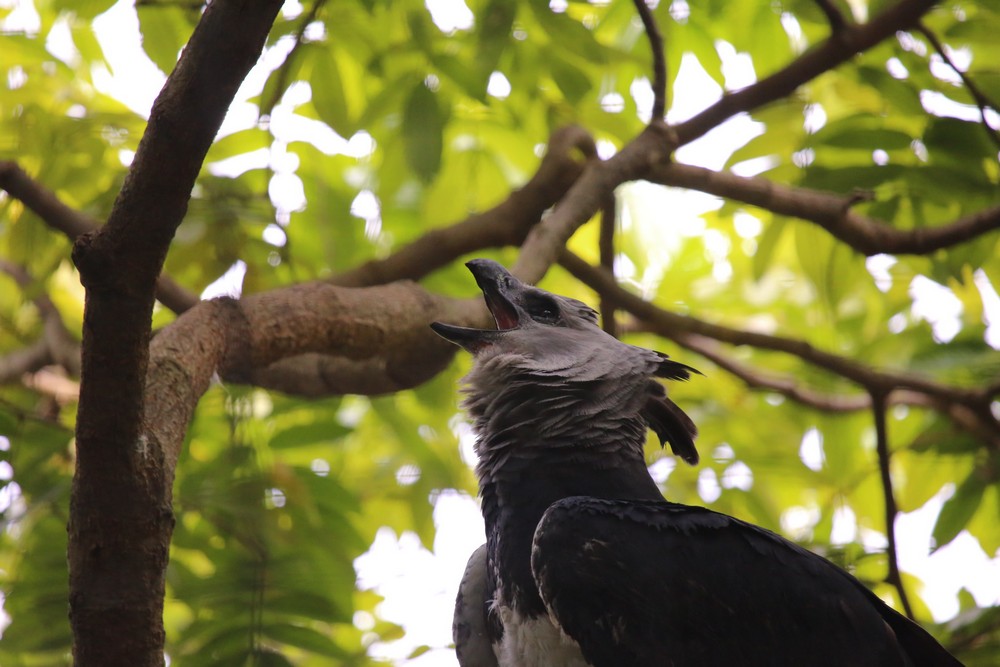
[680,331,867,410]
[0,341,51,384]
[259,0,328,116]
[915,21,1000,154]
[647,162,1000,255]
[598,194,618,337]
[0,161,199,313]
[871,391,915,620]
[558,251,1000,447]
[673,0,937,147]
[332,126,596,288]
[0,259,81,376]
[813,0,849,33]
[632,0,667,118]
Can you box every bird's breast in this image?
[495,605,589,667]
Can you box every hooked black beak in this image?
[466,259,521,330]
[430,259,523,352]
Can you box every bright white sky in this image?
[3,0,1000,664]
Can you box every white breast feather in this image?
[495,606,590,667]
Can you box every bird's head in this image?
[431,259,700,464]
[430,259,613,374]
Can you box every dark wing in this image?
[531,498,961,667]
[453,544,499,667]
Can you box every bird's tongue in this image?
[484,291,519,330]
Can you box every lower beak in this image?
[430,322,501,353]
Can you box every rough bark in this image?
[67,2,283,665]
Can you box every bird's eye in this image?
[527,298,559,323]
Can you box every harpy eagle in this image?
[431,259,961,667]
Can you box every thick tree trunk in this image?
[67,1,283,664]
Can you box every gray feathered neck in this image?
[430,259,700,482]
[461,329,658,477]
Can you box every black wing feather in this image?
[642,389,699,465]
[653,352,702,381]
[531,498,961,667]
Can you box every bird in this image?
[431,258,962,667]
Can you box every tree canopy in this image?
[1,0,999,664]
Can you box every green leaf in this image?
[933,471,987,550]
[269,420,351,450]
[310,46,360,137]
[475,0,517,79]
[262,623,348,658]
[136,5,195,75]
[402,82,448,183]
[753,216,786,281]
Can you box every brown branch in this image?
[672,0,937,147]
[513,125,672,283]
[872,391,915,620]
[621,319,944,415]
[199,126,594,398]
[67,1,284,665]
[814,0,849,33]
[0,341,51,383]
[632,0,667,119]
[559,251,1000,451]
[146,282,488,480]
[672,330,915,412]
[915,21,1000,153]
[0,161,199,313]
[559,251,986,401]
[647,162,1000,255]
[0,259,81,376]
[0,161,95,239]
[598,194,618,337]
[331,126,596,288]
[512,2,940,282]
[248,354,428,397]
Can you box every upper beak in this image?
[465,259,520,330]
[430,259,522,352]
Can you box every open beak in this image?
[430,259,523,352]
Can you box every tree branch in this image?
[559,251,1000,443]
[0,259,81,376]
[682,332,866,411]
[513,125,671,283]
[647,162,1000,255]
[147,282,488,482]
[672,0,937,147]
[632,0,667,119]
[231,126,596,397]
[331,125,596,288]
[598,194,618,337]
[872,391,915,620]
[0,161,199,313]
[0,340,51,384]
[814,0,849,33]
[915,21,1000,153]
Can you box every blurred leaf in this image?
[402,82,448,183]
[932,471,987,550]
[136,4,196,75]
